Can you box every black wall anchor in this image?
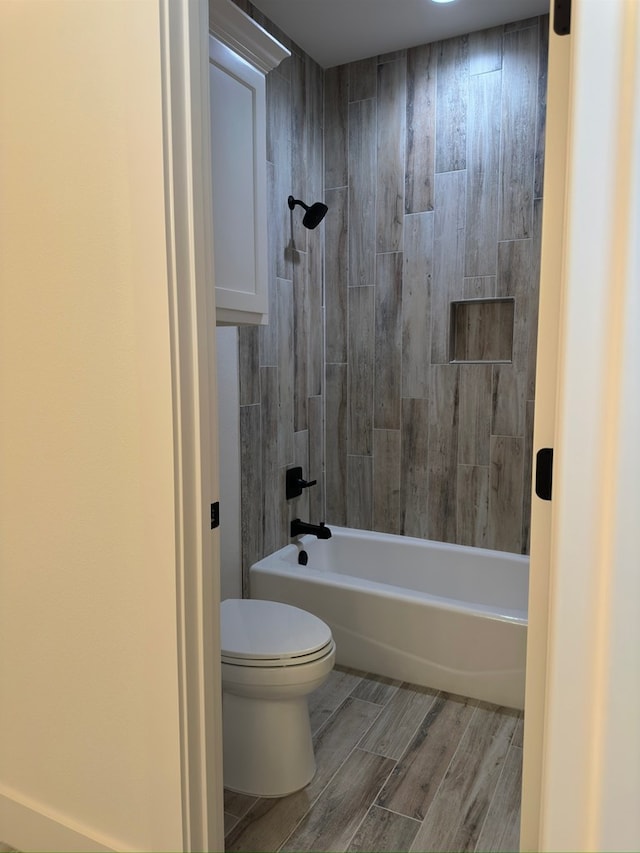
[286,466,317,500]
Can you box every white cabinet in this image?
[209,0,289,325]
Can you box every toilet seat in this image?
[221,598,333,668]
[221,640,334,667]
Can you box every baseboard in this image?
[0,789,121,853]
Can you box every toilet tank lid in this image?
[220,598,333,660]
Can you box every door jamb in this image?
[159,1,224,849]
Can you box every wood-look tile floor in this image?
[224,666,523,852]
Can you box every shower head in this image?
[287,195,328,230]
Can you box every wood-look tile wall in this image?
[324,16,548,555]
[233,1,326,593]
[235,3,547,589]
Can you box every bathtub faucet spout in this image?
[290,518,332,539]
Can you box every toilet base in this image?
[222,691,316,797]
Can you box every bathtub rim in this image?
[250,529,528,627]
[286,524,530,563]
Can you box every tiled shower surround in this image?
[234,1,548,592]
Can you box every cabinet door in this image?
[209,36,268,324]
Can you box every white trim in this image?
[536,0,640,849]
[520,9,572,850]
[208,0,290,73]
[159,1,223,850]
[0,790,117,853]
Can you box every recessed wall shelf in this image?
[449,297,515,364]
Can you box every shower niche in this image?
[449,297,515,363]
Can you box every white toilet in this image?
[220,598,335,797]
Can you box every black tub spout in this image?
[290,518,332,539]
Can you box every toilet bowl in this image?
[220,598,335,797]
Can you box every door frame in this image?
[168,0,640,848]
[519,4,571,847]
[160,0,224,849]
[523,0,640,849]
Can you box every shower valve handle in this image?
[286,466,317,500]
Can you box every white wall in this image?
[0,2,184,850]
[215,327,242,601]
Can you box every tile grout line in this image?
[344,801,378,852]
[350,692,400,709]
[472,734,516,852]
[341,753,401,852]
[276,741,392,853]
[357,686,441,766]
[297,670,403,846]
[309,667,401,742]
[383,688,441,765]
[223,797,256,823]
[408,701,481,851]
[309,671,367,738]
[227,693,375,850]
[374,803,422,824]
[475,743,522,851]
[276,694,388,852]
[499,741,525,851]
[223,812,240,839]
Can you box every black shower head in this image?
[288,195,328,229]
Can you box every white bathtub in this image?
[249,526,528,710]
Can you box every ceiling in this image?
[249,0,549,68]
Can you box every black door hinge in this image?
[211,501,220,530]
[535,449,554,501]
[554,0,571,36]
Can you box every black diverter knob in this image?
[286,466,317,500]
